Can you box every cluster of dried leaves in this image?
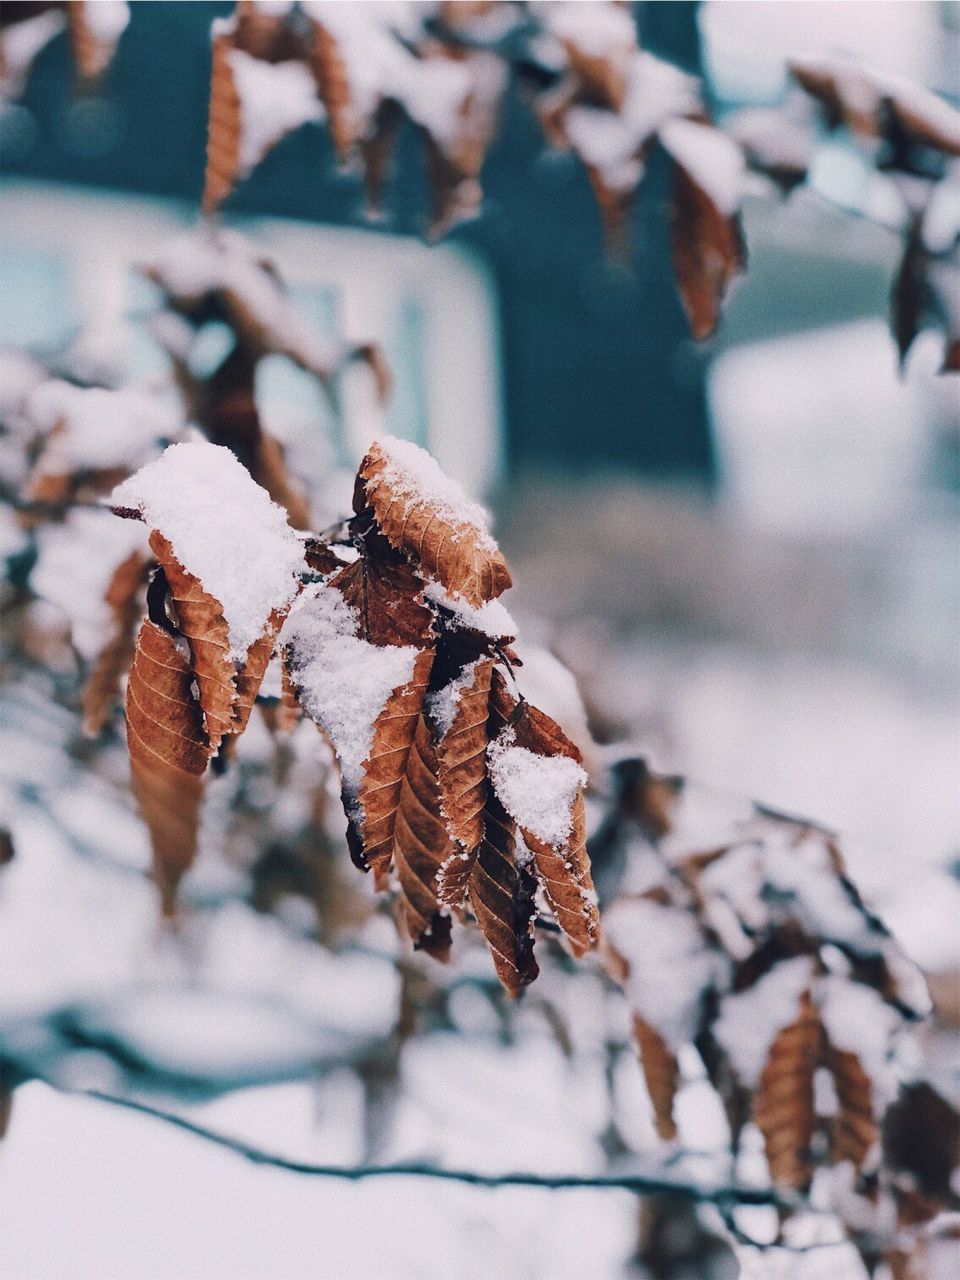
[109,431,600,990]
[593,760,957,1272]
[197,0,747,340]
[748,55,960,371]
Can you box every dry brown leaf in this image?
[436,655,493,855]
[634,1014,680,1141]
[358,647,435,876]
[357,439,511,608]
[330,525,436,649]
[203,30,242,214]
[67,0,123,86]
[467,789,539,995]
[670,163,745,341]
[503,694,601,955]
[125,619,210,914]
[308,15,355,163]
[829,1045,878,1172]
[81,548,149,736]
[150,530,237,754]
[394,714,455,960]
[753,990,821,1189]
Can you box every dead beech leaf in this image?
[330,525,435,649]
[307,14,356,163]
[357,439,511,609]
[125,620,210,914]
[670,162,745,341]
[203,30,243,214]
[150,530,237,754]
[394,715,455,959]
[436,655,493,855]
[829,1045,878,1172]
[67,0,125,87]
[81,548,150,736]
[753,990,821,1190]
[467,790,540,996]
[358,646,435,876]
[634,1014,680,1141]
[493,690,601,956]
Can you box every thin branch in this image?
[82,1086,801,1209]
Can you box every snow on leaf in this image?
[282,582,420,803]
[67,0,128,87]
[357,436,511,607]
[661,120,746,340]
[110,441,304,663]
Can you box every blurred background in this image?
[1,3,958,1278]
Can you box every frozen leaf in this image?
[358,646,435,876]
[67,0,128,88]
[125,620,210,913]
[828,1046,878,1173]
[487,691,600,955]
[0,8,68,103]
[753,988,821,1189]
[357,436,511,608]
[394,714,455,959]
[81,547,150,737]
[633,1014,680,1141]
[434,655,493,857]
[329,524,435,649]
[661,119,746,339]
[467,789,539,995]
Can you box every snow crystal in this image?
[487,734,586,848]
[281,582,418,796]
[228,49,322,175]
[713,955,816,1087]
[603,897,728,1050]
[659,117,746,215]
[110,442,305,661]
[31,510,148,662]
[622,51,701,148]
[140,229,343,376]
[423,580,515,639]
[426,659,482,739]
[375,435,496,548]
[26,381,183,470]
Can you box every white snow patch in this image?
[603,897,728,1050]
[110,442,304,661]
[26,380,183,471]
[816,975,899,1111]
[31,509,148,662]
[282,582,418,796]
[423,580,515,638]
[228,49,322,175]
[659,117,746,215]
[83,0,129,44]
[0,10,67,101]
[487,734,586,847]
[426,659,482,739]
[713,955,816,1087]
[141,229,344,376]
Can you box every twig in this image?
[82,1086,800,1209]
